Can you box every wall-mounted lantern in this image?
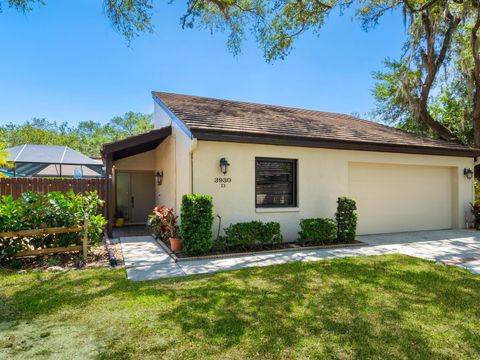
[155,171,164,185]
[464,168,474,179]
[219,157,230,175]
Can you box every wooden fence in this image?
[1,216,90,259]
[0,178,108,201]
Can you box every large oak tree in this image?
[4,0,480,146]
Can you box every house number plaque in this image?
[214,177,231,188]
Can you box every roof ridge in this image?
[153,91,367,120]
[60,145,68,164]
[14,144,28,162]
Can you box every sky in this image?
[0,0,407,126]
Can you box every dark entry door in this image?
[130,172,155,223]
[116,172,155,224]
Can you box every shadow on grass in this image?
[1,254,479,359]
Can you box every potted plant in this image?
[148,206,182,252]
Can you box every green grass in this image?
[1,255,479,359]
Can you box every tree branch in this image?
[420,10,459,107]
[411,9,460,141]
[403,0,441,13]
[314,0,332,9]
[471,4,480,146]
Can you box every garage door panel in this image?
[349,162,453,235]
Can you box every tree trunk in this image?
[473,92,480,147]
[473,112,480,147]
[471,4,480,147]
[413,9,460,143]
[419,106,457,141]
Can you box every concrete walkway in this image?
[119,236,186,280]
[119,229,480,281]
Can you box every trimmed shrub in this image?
[298,218,337,245]
[335,197,357,242]
[260,222,282,245]
[223,221,282,250]
[0,191,106,261]
[180,194,214,255]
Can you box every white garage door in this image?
[349,162,454,235]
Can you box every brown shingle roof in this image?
[153,91,480,157]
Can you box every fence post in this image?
[83,215,89,260]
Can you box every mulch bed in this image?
[156,239,367,262]
[1,245,111,272]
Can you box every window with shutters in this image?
[255,157,297,208]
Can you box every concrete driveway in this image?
[119,229,480,281]
[359,229,480,273]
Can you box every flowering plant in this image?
[471,201,480,229]
[147,205,178,241]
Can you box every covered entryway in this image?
[349,162,456,235]
[103,126,172,235]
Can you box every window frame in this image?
[255,157,298,208]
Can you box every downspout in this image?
[190,138,198,194]
[467,156,480,229]
[105,154,114,237]
[173,133,177,210]
[474,157,480,202]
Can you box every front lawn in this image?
[1,254,479,359]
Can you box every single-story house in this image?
[102,92,480,239]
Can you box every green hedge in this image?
[180,194,214,255]
[0,191,106,261]
[335,197,357,242]
[222,221,282,250]
[298,218,337,245]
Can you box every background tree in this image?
[369,0,480,146]
[1,0,335,61]
[0,112,153,157]
[0,141,9,178]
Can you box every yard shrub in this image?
[223,221,282,250]
[298,218,337,245]
[335,196,357,242]
[0,190,106,261]
[180,194,214,255]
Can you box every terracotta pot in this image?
[169,237,183,252]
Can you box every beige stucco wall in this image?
[114,150,156,171]
[191,140,474,241]
[154,122,194,212]
[154,137,175,208]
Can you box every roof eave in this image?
[102,126,172,161]
[192,129,480,158]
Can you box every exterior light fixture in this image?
[219,157,230,175]
[155,171,164,185]
[464,168,474,179]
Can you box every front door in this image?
[116,171,155,224]
[130,172,155,223]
